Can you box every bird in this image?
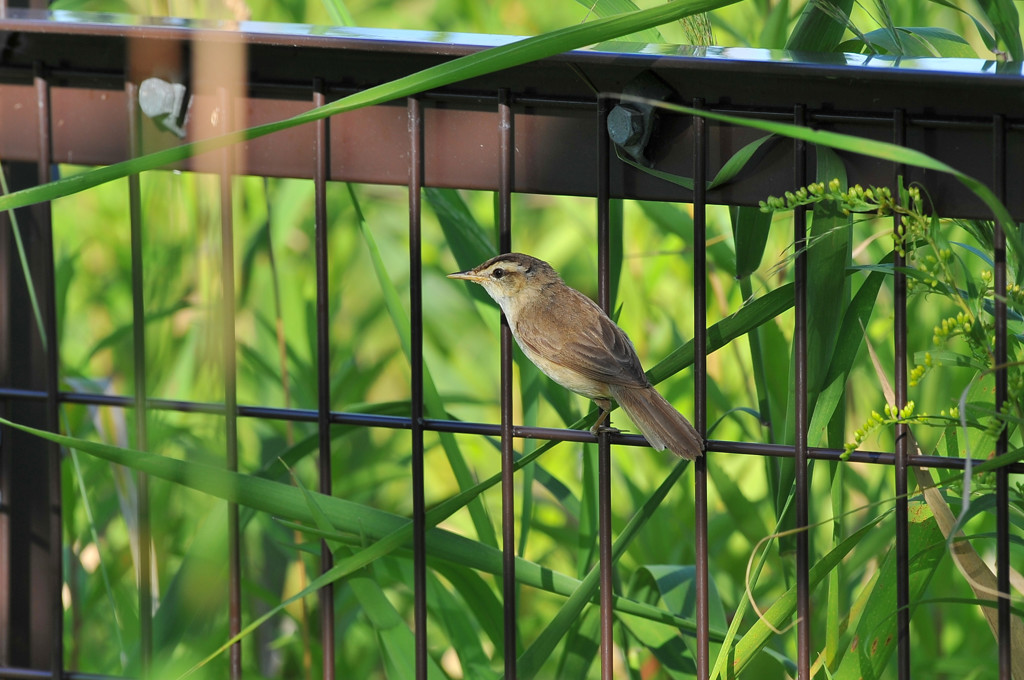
[448,252,703,459]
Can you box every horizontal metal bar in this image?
[0,666,50,679]
[2,387,1020,473]
[0,667,131,680]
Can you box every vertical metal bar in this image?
[313,78,336,680]
[691,97,709,680]
[0,187,8,667]
[596,95,613,680]
[0,178,9,663]
[595,102,610,331]
[498,88,518,680]
[126,79,153,679]
[891,109,911,680]
[217,86,242,680]
[992,114,1011,680]
[35,63,63,680]
[0,149,57,672]
[793,104,811,680]
[407,95,428,680]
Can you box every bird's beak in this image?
[447,270,486,282]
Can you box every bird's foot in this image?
[589,409,621,436]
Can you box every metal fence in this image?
[0,8,1021,680]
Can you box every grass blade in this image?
[573,0,664,43]
[2,415,705,642]
[354,184,499,548]
[649,279,800,385]
[805,146,852,415]
[786,0,854,52]
[732,205,772,280]
[621,95,1018,247]
[976,0,1023,60]
[515,458,691,679]
[427,188,497,270]
[0,163,48,350]
[708,134,776,190]
[927,0,1000,55]
[832,504,945,678]
[731,510,892,675]
[807,267,886,445]
[0,0,742,214]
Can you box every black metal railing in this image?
[0,9,1020,680]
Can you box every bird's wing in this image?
[515,287,650,388]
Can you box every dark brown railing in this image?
[0,8,1021,680]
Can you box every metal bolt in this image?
[607,104,645,147]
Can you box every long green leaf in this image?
[805,146,852,420]
[515,458,698,679]
[639,200,694,241]
[733,205,772,281]
[709,491,799,680]
[320,0,356,27]
[0,164,48,350]
[779,145,849,587]
[976,0,1023,60]
[649,279,800,385]
[616,132,776,194]
[292,466,454,677]
[2,415,707,638]
[810,265,887,448]
[926,0,1000,54]
[759,0,792,49]
[708,134,777,190]
[731,510,892,674]
[555,607,602,678]
[621,95,1018,240]
[427,188,497,274]
[738,274,775,443]
[859,26,977,58]
[354,185,498,548]
[0,0,741,215]
[572,0,664,43]
[358,561,447,680]
[786,0,854,52]
[833,504,945,678]
[637,565,729,671]
[427,564,502,677]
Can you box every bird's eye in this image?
[492,268,505,279]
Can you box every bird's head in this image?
[448,253,560,310]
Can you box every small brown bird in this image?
[448,253,702,459]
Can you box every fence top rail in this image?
[1,9,1023,95]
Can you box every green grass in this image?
[8,0,1023,678]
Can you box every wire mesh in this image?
[0,11,1020,680]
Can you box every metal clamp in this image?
[139,77,191,138]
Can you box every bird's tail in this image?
[609,384,703,460]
